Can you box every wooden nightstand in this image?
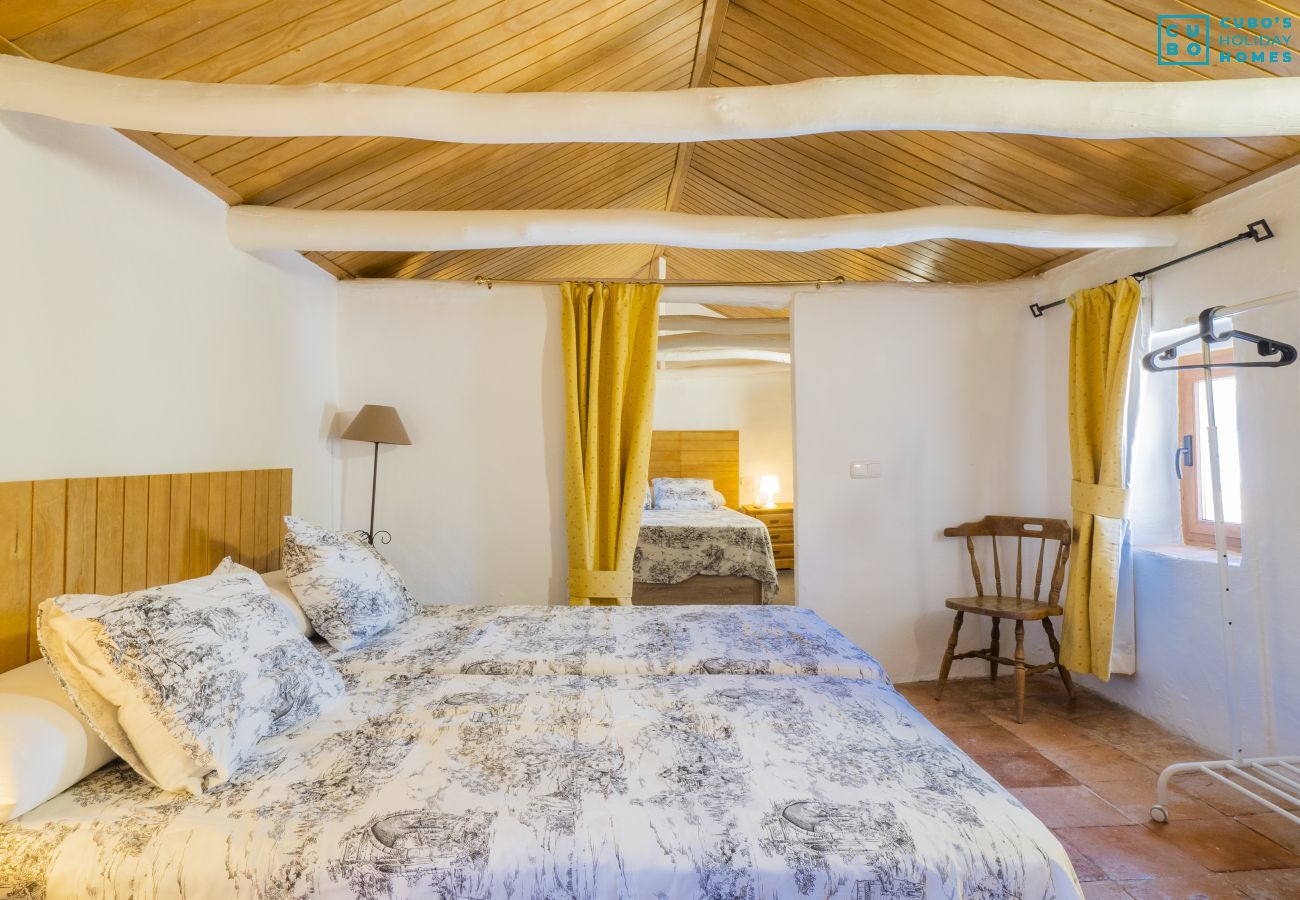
[740,502,794,570]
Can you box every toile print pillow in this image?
[281,517,416,652]
[653,477,716,510]
[37,559,344,795]
[643,482,654,510]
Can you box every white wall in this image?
[791,282,1052,682]
[653,369,794,505]
[335,280,566,605]
[0,112,339,525]
[1035,164,1300,757]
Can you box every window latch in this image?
[1174,434,1194,480]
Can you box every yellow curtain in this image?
[562,281,661,606]
[1061,276,1141,679]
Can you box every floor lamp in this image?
[341,404,411,545]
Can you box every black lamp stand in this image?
[357,441,391,546]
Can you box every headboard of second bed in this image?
[0,468,291,674]
[648,431,740,509]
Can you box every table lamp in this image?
[341,404,411,544]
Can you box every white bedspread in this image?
[636,507,781,601]
[332,603,890,682]
[1,665,1081,898]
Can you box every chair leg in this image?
[1042,617,1075,702]
[989,617,1000,681]
[935,611,964,701]
[1014,620,1026,724]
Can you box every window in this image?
[1177,348,1242,550]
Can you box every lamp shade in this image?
[758,475,780,496]
[341,405,411,445]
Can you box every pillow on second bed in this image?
[653,477,717,511]
[37,559,344,795]
[282,517,415,651]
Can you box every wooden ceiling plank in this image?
[711,29,1159,213]
[182,0,628,175]
[733,2,1268,192]
[56,0,281,72]
[676,172,919,282]
[717,11,1222,210]
[163,0,579,153]
[328,152,674,270]
[334,150,675,264]
[262,141,504,209]
[289,76,683,212]
[1040,0,1292,78]
[335,144,672,220]
[328,152,676,272]
[14,0,197,62]
[111,0,373,78]
[649,0,729,278]
[719,62,1178,220]
[368,0,681,90]
[164,0,427,82]
[691,141,1037,279]
[0,1,104,41]
[196,0,691,197]
[239,16,695,208]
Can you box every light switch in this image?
[849,461,882,479]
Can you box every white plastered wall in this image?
[0,111,339,525]
[334,280,567,605]
[653,368,794,506]
[790,281,1053,682]
[1035,164,1300,756]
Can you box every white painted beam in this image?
[658,348,792,364]
[5,56,1300,141]
[228,206,1187,253]
[660,315,789,334]
[658,332,790,352]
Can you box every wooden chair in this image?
[935,515,1074,723]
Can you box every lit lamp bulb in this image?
[758,475,780,509]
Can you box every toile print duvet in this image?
[327,602,891,682]
[0,643,1081,898]
[635,508,781,601]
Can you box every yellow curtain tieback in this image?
[569,567,634,601]
[1071,480,1130,520]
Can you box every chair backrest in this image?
[943,516,1072,605]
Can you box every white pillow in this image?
[709,489,727,509]
[282,517,415,652]
[0,659,117,821]
[38,559,344,795]
[643,482,654,510]
[260,568,316,639]
[653,477,716,511]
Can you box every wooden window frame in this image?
[1177,348,1242,551]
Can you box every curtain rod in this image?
[473,275,846,289]
[1028,220,1274,318]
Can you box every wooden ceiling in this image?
[5,0,1300,290]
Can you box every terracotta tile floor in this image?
[896,677,1300,899]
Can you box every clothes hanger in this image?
[1142,305,1298,373]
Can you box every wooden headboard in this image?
[649,431,740,508]
[0,468,291,674]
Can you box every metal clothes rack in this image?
[1029,221,1274,318]
[1142,304,1299,825]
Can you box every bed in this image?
[2,641,1080,899]
[634,507,780,603]
[325,602,889,680]
[0,468,1082,899]
[634,430,780,605]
